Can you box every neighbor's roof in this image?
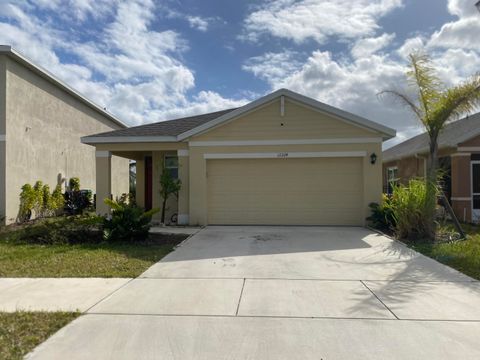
[82,88,396,144]
[0,45,126,129]
[383,112,480,162]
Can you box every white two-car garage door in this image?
[206,157,364,225]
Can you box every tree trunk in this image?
[161,194,167,224]
[425,136,439,241]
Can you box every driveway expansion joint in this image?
[235,278,246,316]
[360,280,399,320]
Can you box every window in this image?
[164,155,178,179]
[386,167,399,194]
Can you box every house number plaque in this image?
[277,152,289,158]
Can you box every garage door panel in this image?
[207,158,363,225]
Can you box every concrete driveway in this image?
[28,227,480,359]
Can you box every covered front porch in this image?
[94,142,190,225]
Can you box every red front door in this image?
[145,156,152,210]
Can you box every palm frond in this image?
[431,73,480,130]
[407,52,443,121]
[378,90,422,120]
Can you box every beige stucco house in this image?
[83,89,395,226]
[0,46,129,224]
[383,113,480,223]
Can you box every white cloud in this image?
[242,51,302,86]
[447,0,478,17]
[242,0,403,44]
[428,0,480,51]
[351,33,395,59]
[0,0,246,125]
[187,16,209,32]
[242,0,480,147]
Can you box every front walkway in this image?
[26,227,480,359]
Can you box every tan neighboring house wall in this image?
[0,49,129,224]
[86,91,393,226]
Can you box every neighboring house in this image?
[83,89,395,226]
[383,113,480,223]
[0,46,129,224]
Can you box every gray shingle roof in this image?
[88,108,238,138]
[383,112,480,162]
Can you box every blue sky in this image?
[0,0,479,147]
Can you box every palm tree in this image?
[381,52,480,240]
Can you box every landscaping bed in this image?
[0,311,80,360]
[0,216,188,278]
[409,223,480,281]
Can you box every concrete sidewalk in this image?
[23,227,480,359]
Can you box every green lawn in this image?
[0,216,187,277]
[411,224,480,280]
[0,311,80,360]
[0,240,182,277]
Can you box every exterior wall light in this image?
[370,153,377,165]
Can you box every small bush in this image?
[51,184,65,213]
[7,215,104,245]
[18,182,66,222]
[367,195,395,231]
[32,181,44,217]
[389,179,437,240]
[103,196,159,242]
[69,177,80,192]
[19,184,35,222]
[64,189,92,215]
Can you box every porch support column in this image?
[135,158,145,208]
[95,150,112,216]
[177,150,190,225]
[451,152,471,222]
[152,151,162,221]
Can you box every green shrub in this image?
[103,196,159,242]
[367,195,395,231]
[32,181,44,217]
[19,184,35,222]
[51,184,65,213]
[41,184,52,217]
[389,179,438,240]
[8,215,103,245]
[69,177,80,192]
[65,189,92,215]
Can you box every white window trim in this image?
[190,137,382,147]
[204,151,367,160]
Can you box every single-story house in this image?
[0,46,129,224]
[83,89,395,226]
[383,112,480,223]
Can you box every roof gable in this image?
[191,97,380,141]
[178,89,395,141]
[82,89,395,144]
